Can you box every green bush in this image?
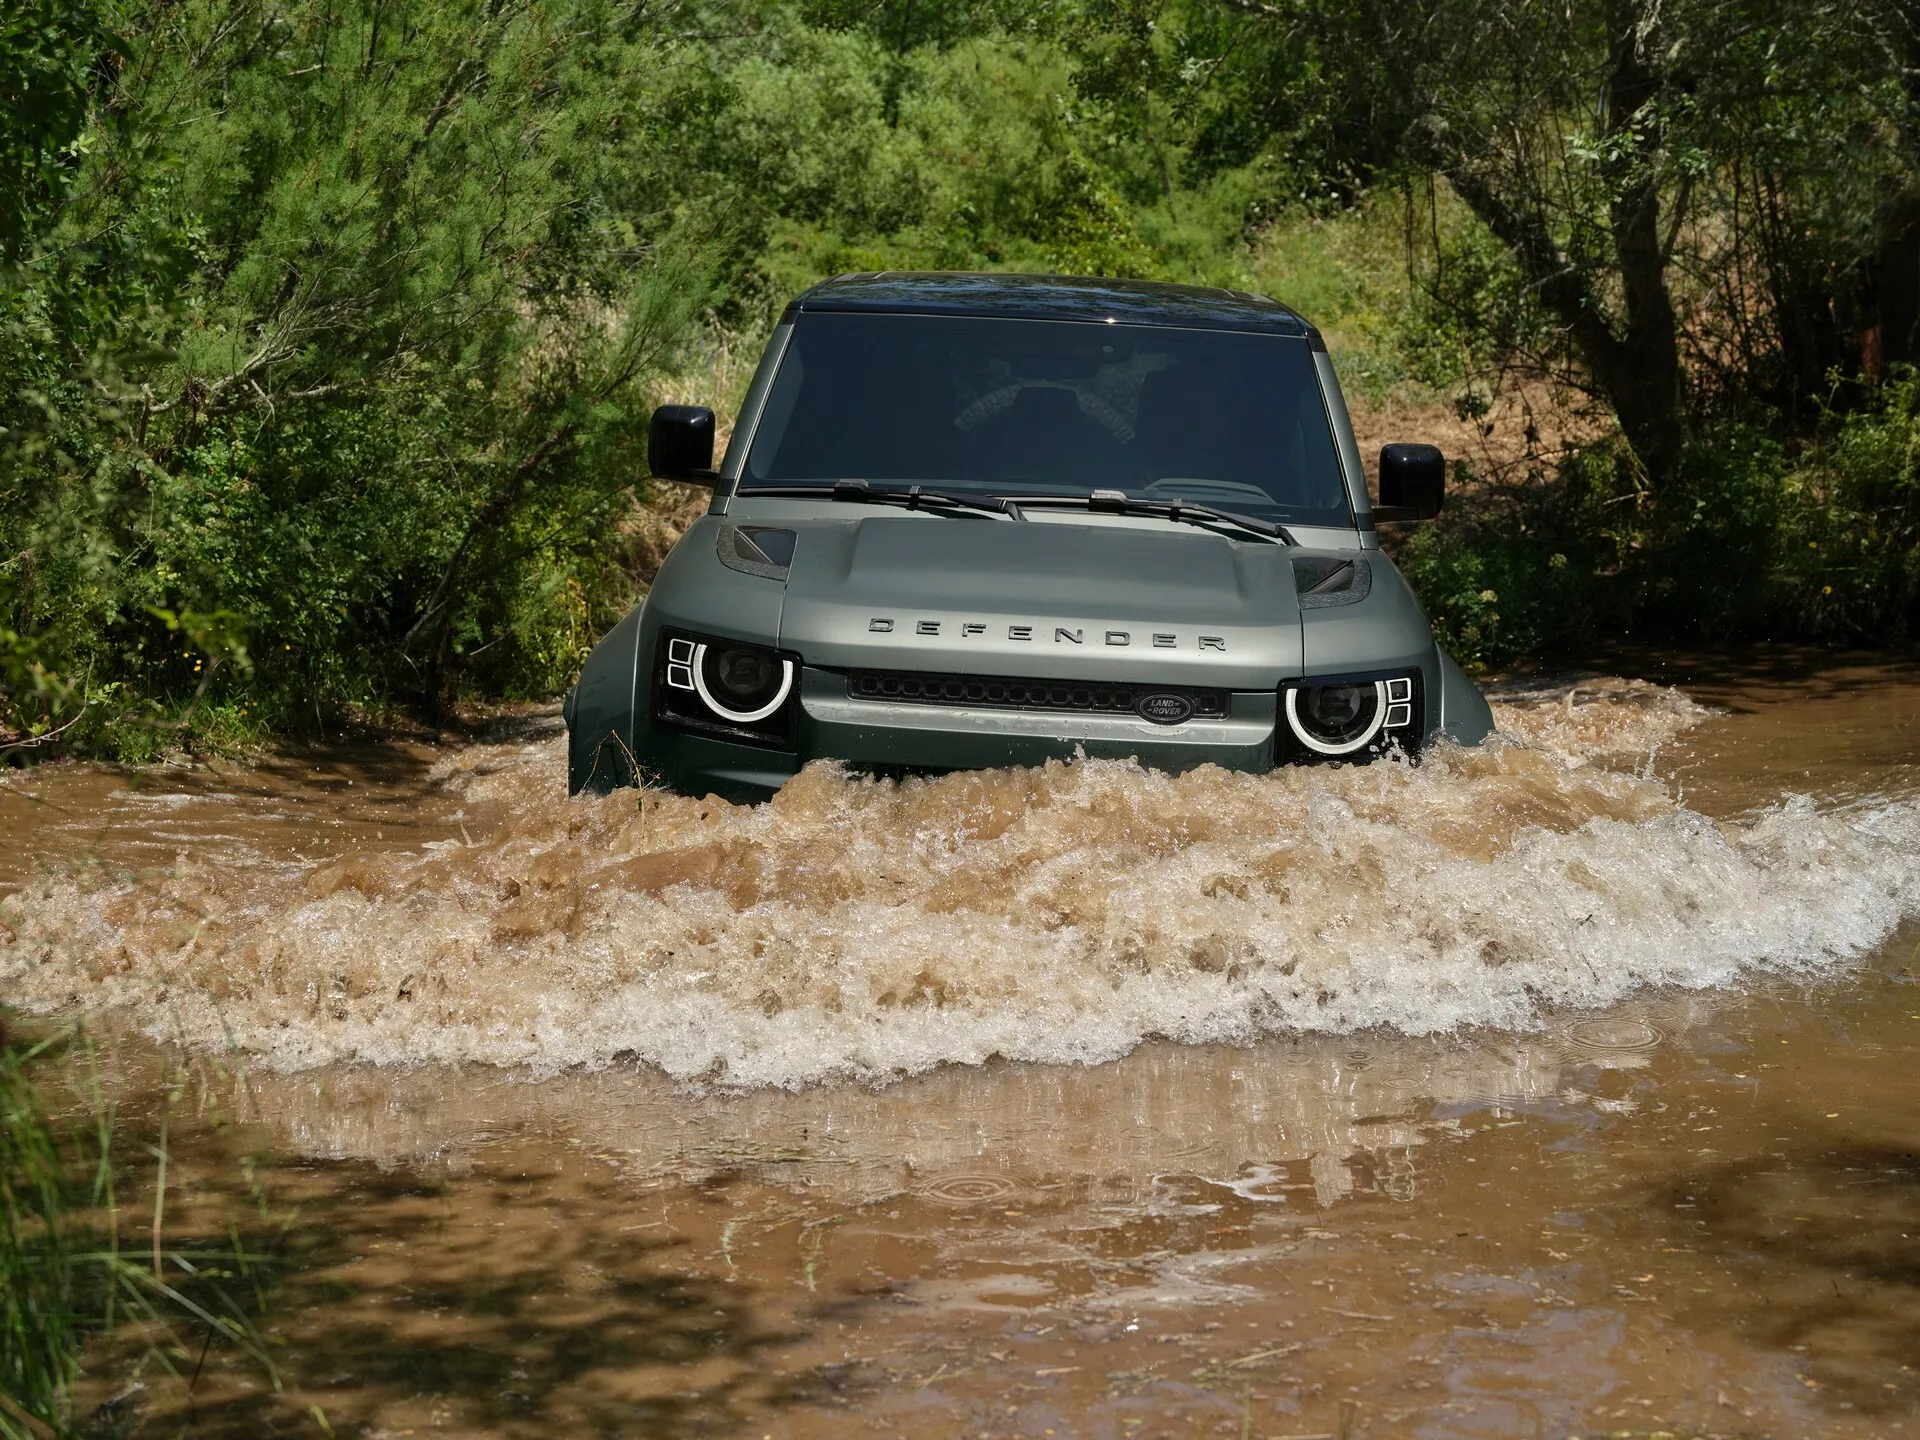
[1397,473,1602,671]
[1776,372,1920,642]
[0,1023,77,1438]
[1637,424,1790,635]
[1399,379,1920,668]
[1,0,717,756]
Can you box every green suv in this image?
[566,272,1494,799]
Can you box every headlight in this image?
[690,640,791,721]
[1283,673,1418,757]
[657,631,797,744]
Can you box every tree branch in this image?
[404,424,576,647]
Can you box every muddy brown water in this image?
[3,654,1919,1439]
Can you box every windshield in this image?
[741,312,1353,526]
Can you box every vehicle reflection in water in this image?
[1,654,1918,1438]
[221,997,1699,1207]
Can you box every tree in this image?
[1132,0,1920,479]
[2,0,719,737]
[0,0,122,263]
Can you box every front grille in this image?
[846,669,1228,720]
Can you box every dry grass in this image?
[1347,379,1612,491]
[618,480,716,589]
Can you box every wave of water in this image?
[3,682,1917,1088]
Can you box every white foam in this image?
[3,690,1917,1089]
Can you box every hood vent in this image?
[717,524,796,581]
[1292,555,1371,609]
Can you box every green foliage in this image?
[1,0,721,752]
[718,26,1167,305]
[0,0,122,262]
[1637,425,1792,633]
[1775,373,1920,640]
[1,1020,276,1438]
[3,0,1917,746]
[0,1024,77,1437]
[1401,382,1920,667]
[1399,520,1570,672]
[1389,202,1544,395]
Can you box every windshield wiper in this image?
[1007,489,1296,545]
[735,480,1026,521]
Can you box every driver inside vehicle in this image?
[960,382,1124,487]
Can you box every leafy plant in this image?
[1,1018,275,1438]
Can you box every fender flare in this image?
[566,603,645,794]
[1435,645,1496,745]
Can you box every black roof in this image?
[784,272,1318,340]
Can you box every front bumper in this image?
[643,665,1279,803]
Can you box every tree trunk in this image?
[1443,158,1685,484]
[407,422,575,709]
[1597,1,1685,480]
[1437,0,1686,483]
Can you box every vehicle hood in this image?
[779,516,1302,686]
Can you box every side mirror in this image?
[1376,442,1444,521]
[649,404,718,484]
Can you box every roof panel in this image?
[785,271,1316,337]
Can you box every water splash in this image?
[3,687,1916,1088]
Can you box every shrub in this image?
[1399,378,1920,668]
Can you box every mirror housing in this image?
[649,405,718,484]
[1376,443,1444,521]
